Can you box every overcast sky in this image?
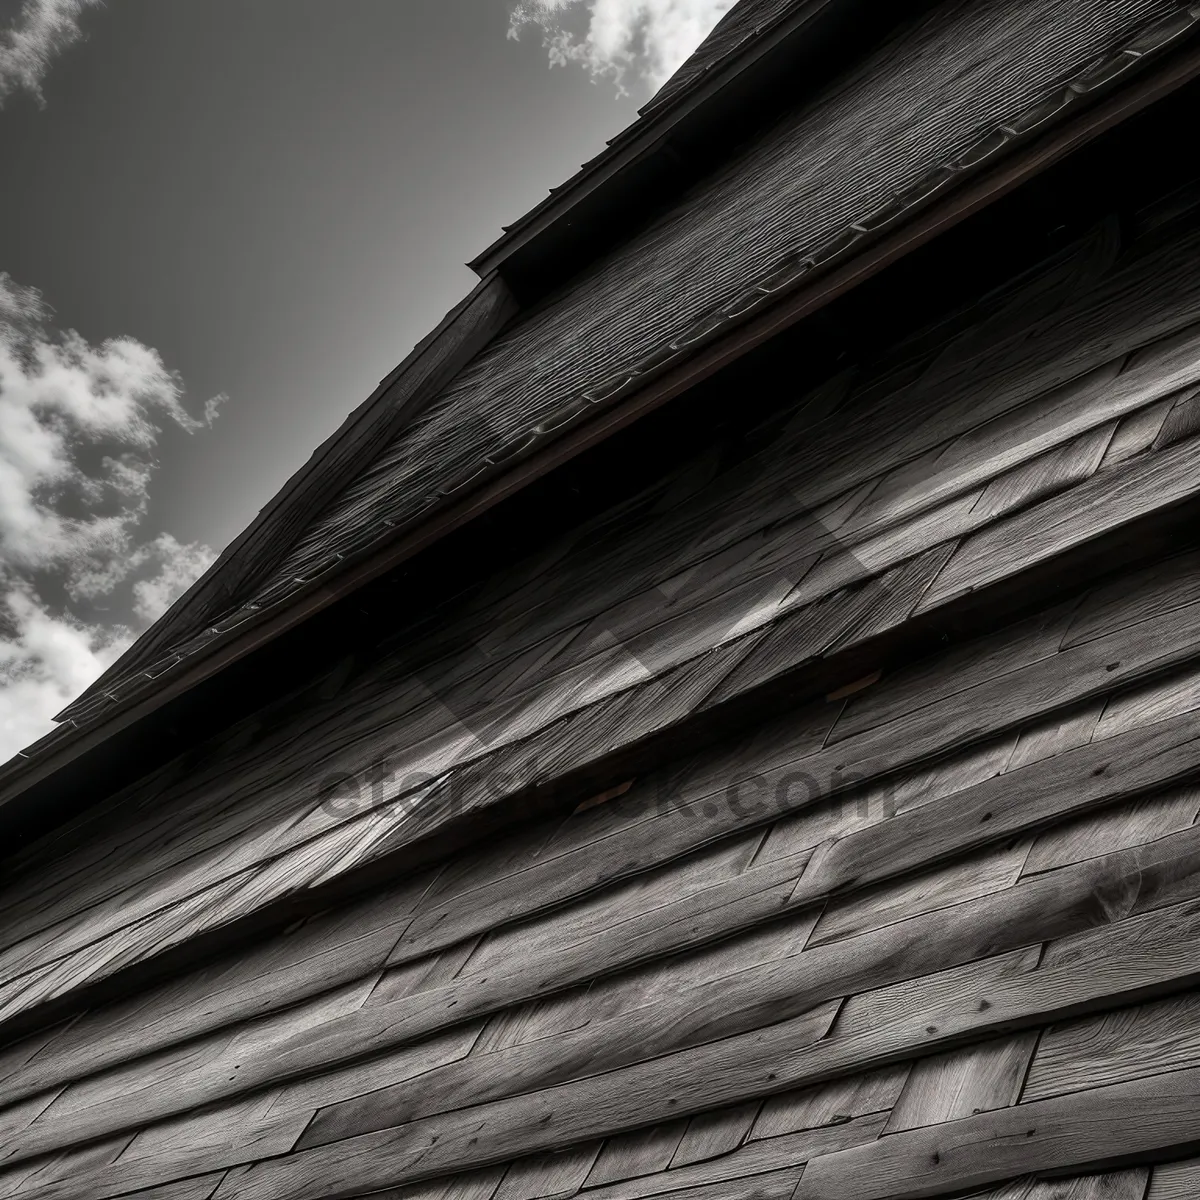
[0,0,736,760]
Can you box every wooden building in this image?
[8,1,1200,1196]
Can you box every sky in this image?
[0,0,737,761]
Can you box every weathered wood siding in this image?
[11,539,1200,1196]
[9,87,1200,1200]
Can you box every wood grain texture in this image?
[883,1033,1038,1133]
[493,1142,600,1200]
[585,1123,687,1187]
[668,1102,761,1169]
[9,205,1200,1046]
[1148,1156,1200,1199]
[146,892,1200,1200]
[751,1065,910,1142]
[12,37,1200,1200]
[13,679,1200,1170]
[1021,786,1200,878]
[954,1170,1147,1199]
[578,1115,888,1200]
[794,1065,1200,1199]
[1022,991,1200,1104]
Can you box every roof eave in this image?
[468,0,901,302]
[7,38,1199,834]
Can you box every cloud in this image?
[0,272,219,762]
[0,585,129,757]
[132,533,216,623]
[0,0,102,107]
[508,0,735,92]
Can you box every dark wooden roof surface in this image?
[40,0,1191,746]
[242,0,1180,608]
[9,163,1200,1031]
[7,8,1200,1200]
[4,139,1200,1194]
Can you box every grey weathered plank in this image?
[1004,701,1103,773]
[669,1102,760,1168]
[985,1172,1148,1200]
[584,1122,687,1187]
[4,888,414,1098]
[1061,548,1200,650]
[968,423,1113,525]
[1021,786,1200,878]
[33,1000,848,1200]
[1100,394,1173,468]
[0,1091,62,1159]
[494,1142,600,1200]
[827,545,956,654]
[788,706,1200,913]
[355,1165,508,1200]
[110,1176,227,1200]
[581,1166,801,1200]
[1154,385,1200,450]
[918,431,1200,612]
[0,1134,132,1200]
[828,601,1074,746]
[806,838,1033,948]
[106,1088,308,1179]
[750,1065,910,1142]
[578,1115,887,1200]
[59,972,376,1127]
[1022,991,1200,1104]
[882,1032,1038,1133]
[1148,1156,1200,1199]
[793,1066,1200,1200]
[1094,660,1200,741]
[458,832,764,984]
[471,985,596,1057]
[267,1020,484,1117]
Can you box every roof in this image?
[7,102,1200,1189]
[8,129,1200,1024]
[9,0,1200,817]
[644,0,804,112]
[467,0,882,294]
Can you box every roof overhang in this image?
[469,0,916,303]
[4,14,1200,848]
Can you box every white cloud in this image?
[0,272,200,578]
[0,585,129,756]
[509,0,735,92]
[0,272,219,763]
[132,533,215,623]
[0,0,102,107]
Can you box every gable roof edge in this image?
[468,0,883,300]
[58,272,518,722]
[8,5,1199,838]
